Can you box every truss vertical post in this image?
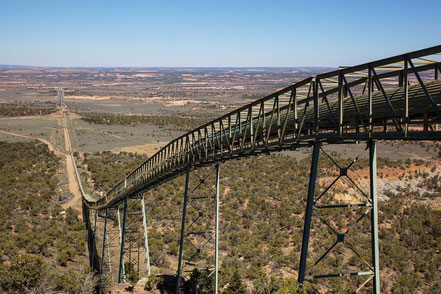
[116,207,126,281]
[404,57,409,135]
[176,166,191,294]
[298,139,320,288]
[141,195,152,276]
[313,79,319,133]
[215,163,220,294]
[118,199,128,283]
[293,88,298,136]
[369,140,381,293]
[100,208,108,294]
[435,64,439,129]
[398,71,404,87]
[338,72,344,135]
[368,67,373,133]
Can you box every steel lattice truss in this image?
[176,166,220,287]
[81,45,441,293]
[95,198,151,290]
[300,144,379,292]
[96,208,120,288]
[84,45,441,211]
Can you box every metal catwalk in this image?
[80,45,441,293]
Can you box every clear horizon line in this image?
[0,63,338,69]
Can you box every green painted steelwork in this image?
[83,45,441,211]
[370,141,380,293]
[81,46,441,293]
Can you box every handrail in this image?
[84,45,441,211]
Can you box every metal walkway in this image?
[84,45,441,211]
[82,45,441,293]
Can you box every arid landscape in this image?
[1,65,441,293]
[2,1,440,293]
[0,66,333,155]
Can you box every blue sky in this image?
[0,0,440,67]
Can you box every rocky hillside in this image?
[83,144,441,293]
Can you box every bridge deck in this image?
[84,45,441,210]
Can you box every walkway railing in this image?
[84,45,441,211]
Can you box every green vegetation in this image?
[0,141,96,293]
[80,112,209,131]
[144,274,160,291]
[83,151,148,193]
[83,149,441,293]
[381,196,441,293]
[0,103,56,117]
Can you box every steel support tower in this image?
[176,164,221,293]
[297,140,380,292]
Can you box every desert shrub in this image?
[0,141,90,292]
[50,265,97,294]
[144,274,160,290]
[0,254,45,292]
[81,112,208,131]
[0,103,55,117]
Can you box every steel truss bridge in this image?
[81,45,441,293]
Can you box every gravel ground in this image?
[70,117,182,153]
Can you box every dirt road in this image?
[62,154,84,211]
[60,111,84,212]
[0,122,84,212]
[0,129,57,153]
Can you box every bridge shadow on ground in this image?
[156,275,185,294]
